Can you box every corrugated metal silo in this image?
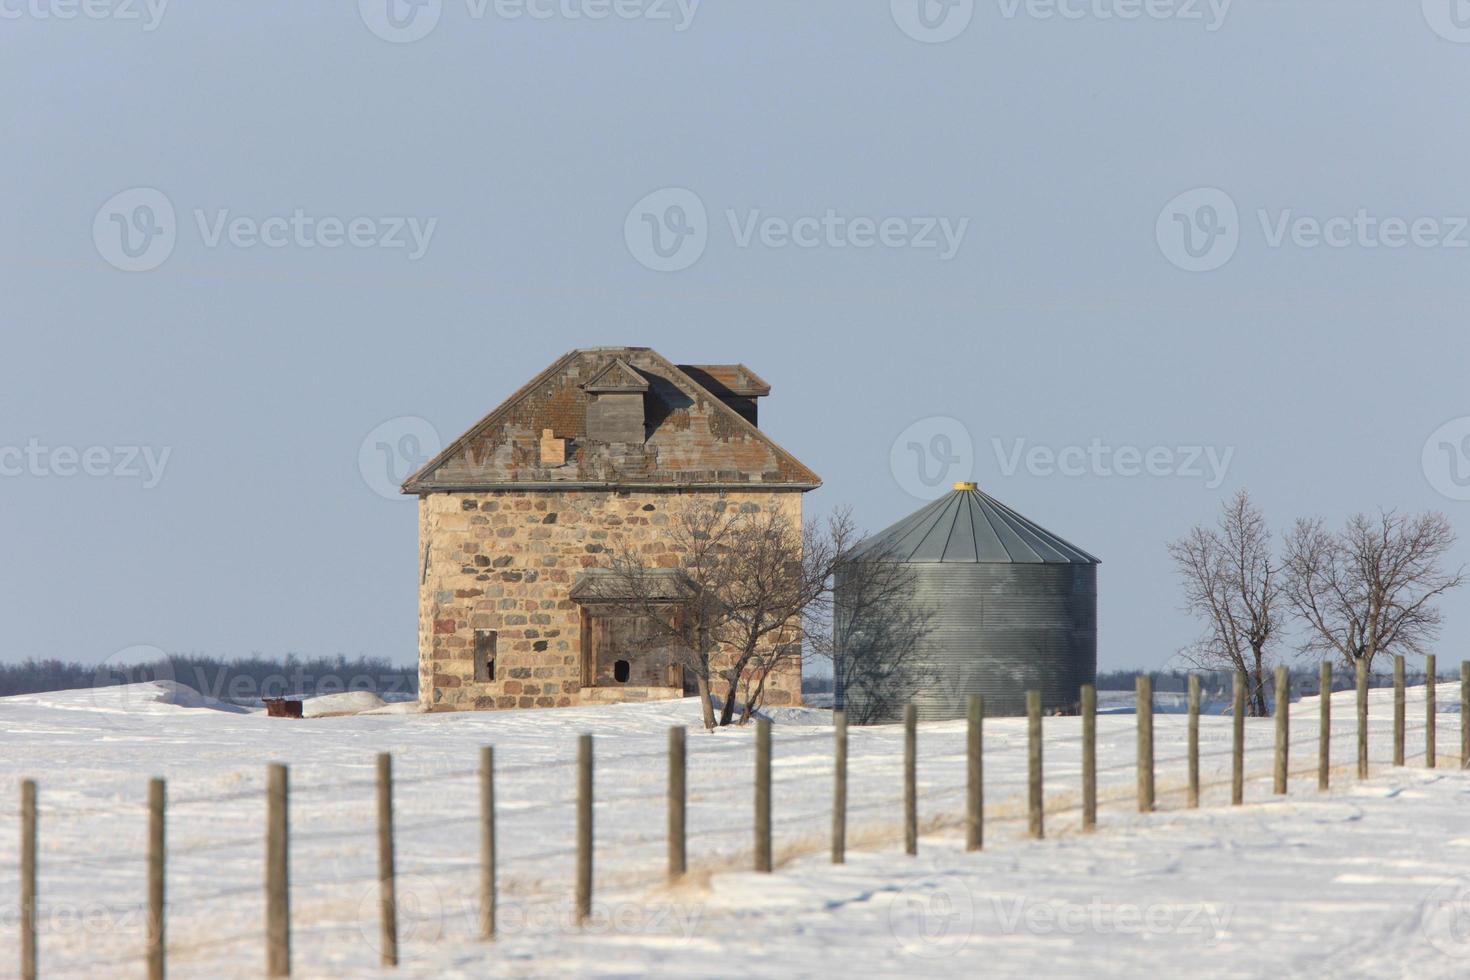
[835,483,1099,723]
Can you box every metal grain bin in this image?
[835,483,1099,723]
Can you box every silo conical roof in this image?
[853,483,1100,564]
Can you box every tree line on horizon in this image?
[0,653,418,702]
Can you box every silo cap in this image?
[953,481,977,491]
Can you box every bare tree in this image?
[1283,509,1464,674]
[592,500,868,729]
[817,550,934,726]
[1168,490,1282,716]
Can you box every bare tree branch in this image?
[591,500,865,728]
[1283,509,1464,673]
[1168,489,1281,716]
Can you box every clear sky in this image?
[4,2,1469,670]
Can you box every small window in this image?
[613,659,630,683]
[474,630,497,682]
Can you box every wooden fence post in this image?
[1136,675,1154,813]
[576,734,593,923]
[1356,659,1369,779]
[1187,675,1200,809]
[1027,691,1043,839]
[20,779,36,980]
[376,754,397,967]
[1426,654,1437,769]
[1393,655,1405,767]
[832,711,847,864]
[966,696,983,850]
[266,763,290,978]
[1232,672,1244,806]
[903,705,917,856]
[1273,666,1289,795]
[755,720,772,872]
[1319,662,1331,792]
[1081,686,1096,831]
[147,778,165,980]
[668,727,686,881]
[1461,662,1469,770]
[479,747,496,941]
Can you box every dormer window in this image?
[582,358,650,444]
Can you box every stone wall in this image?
[418,489,805,712]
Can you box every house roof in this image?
[402,347,821,493]
[852,485,1100,564]
[675,364,771,398]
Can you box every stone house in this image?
[402,347,822,712]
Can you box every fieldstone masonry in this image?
[418,489,803,711]
[405,347,821,714]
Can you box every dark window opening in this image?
[613,659,630,683]
[474,629,497,682]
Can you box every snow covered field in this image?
[3,682,1470,978]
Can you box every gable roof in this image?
[402,347,821,493]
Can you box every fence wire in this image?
[8,694,1468,973]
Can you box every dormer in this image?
[676,364,770,427]
[581,358,649,444]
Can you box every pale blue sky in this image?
[4,2,1469,670]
